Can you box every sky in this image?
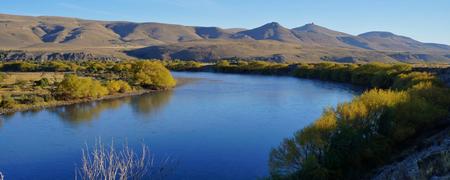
[1,0,449,44]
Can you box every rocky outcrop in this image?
[372,127,450,180]
[0,50,120,61]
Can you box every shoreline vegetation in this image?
[0,60,176,115]
[163,60,450,179]
[0,89,154,115]
[76,139,174,180]
[1,59,449,179]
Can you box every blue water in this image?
[0,72,358,179]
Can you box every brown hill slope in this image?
[126,39,400,63]
[0,13,449,63]
[291,23,373,50]
[231,22,301,43]
[359,31,450,52]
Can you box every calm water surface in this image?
[0,72,358,179]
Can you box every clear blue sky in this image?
[1,0,449,44]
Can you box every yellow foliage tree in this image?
[56,74,108,100]
[132,61,176,89]
[106,80,132,94]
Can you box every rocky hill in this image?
[1,13,449,63]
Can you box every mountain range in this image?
[1,13,449,63]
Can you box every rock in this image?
[372,127,450,180]
[0,50,120,61]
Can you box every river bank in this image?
[0,61,178,115]
[0,75,197,115]
[0,89,158,115]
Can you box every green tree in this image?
[34,78,50,88]
[131,61,176,89]
[0,73,5,83]
[106,80,132,94]
[55,74,108,100]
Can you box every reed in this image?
[75,140,173,180]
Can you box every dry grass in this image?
[0,88,50,96]
[75,140,174,180]
[0,72,64,95]
[0,72,65,85]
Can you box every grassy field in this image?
[0,72,65,95]
[0,72,65,85]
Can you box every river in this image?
[0,72,358,179]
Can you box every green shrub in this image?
[1,62,39,72]
[34,78,50,88]
[56,74,108,100]
[17,95,46,104]
[106,80,132,94]
[392,72,438,90]
[165,60,203,71]
[0,95,17,109]
[0,73,5,83]
[132,61,176,89]
[270,85,449,179]
[42,61,75,72]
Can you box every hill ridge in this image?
[0,13,449,63]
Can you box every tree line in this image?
[0,60,176,111]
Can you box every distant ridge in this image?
[232,22,300,43]
[358,31,450,52]
[0,13,449,63]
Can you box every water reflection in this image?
[48,99,129,124]
[48,90,173,124]
[130,90,173,116]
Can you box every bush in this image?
[216,60,230,67]
[0,95,17,109]
[392,72,438,90]
[132,61,176,89]
[34,78,50,88]
[16,95,46,104]
[212,60,290,75]
[106,80,132,94]
[75,140,172,180]
[42,61,75,72]
[0,73,5,83]
[56,75,108,100]
[1,62,39,72]
[164,60,203,71]
[270,86,449,179]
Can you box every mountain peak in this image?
[232,22,299,42]
[358,31,432,51]
[261,22,282,28]
[0,13,449,63]
[292,23,348,37]
[359,31,396,38]
[303,22,317,27]
[292,23,328,32]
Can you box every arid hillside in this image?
[1,13,449,63]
